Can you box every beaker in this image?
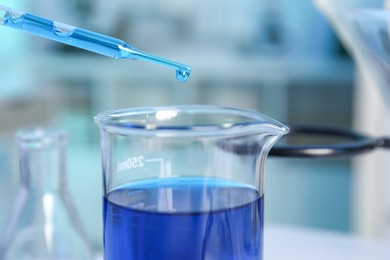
[95,105,289,260]
[0,128,92,260]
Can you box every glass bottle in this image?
[0,128,91,260]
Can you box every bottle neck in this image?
[17,128,68,191]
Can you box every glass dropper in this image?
[0,4,191,82]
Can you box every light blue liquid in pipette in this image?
[1,9,191,82]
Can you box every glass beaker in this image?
[95,105,289,260]
[0,128,92,260]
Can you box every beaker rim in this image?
[94,105,289,137]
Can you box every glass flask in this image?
[0,128,92,260]
[95,105,289,260]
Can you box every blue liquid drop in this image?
[176,69,191,83]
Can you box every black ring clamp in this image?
[270,125,390,158]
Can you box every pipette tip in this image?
[126,46,191,83]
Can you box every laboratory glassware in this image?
[0,4,191,82]
[316,0,390,104]
[265,0,389,160]
[0,128,92,260]
[313,0,390,238]
[95,105,289,260]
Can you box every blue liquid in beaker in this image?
[103,178,263,260]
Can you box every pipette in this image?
[0,5,191,82]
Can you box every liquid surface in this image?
[104,178,264,260]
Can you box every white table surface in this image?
[264,225,390,260]
[95,225,390,259]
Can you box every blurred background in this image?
[1,0,389,254]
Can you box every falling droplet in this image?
[176,68,191,83]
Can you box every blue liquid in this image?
[1,9,191,82]
[103,178,264,260]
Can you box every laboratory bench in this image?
[264,225,390,260]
